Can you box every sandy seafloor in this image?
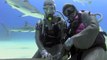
[0,40,38,59]
[0,37,106,59]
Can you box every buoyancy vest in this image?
[67,11,106,60]
[39,16,62,47]
[68,11,106,52]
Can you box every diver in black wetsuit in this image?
[61,4,106,60]
[32,0,67,60]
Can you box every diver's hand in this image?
[64,38,73,51]
[41,49,52,60]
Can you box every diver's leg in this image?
[46,44,62,55]
[105,52,107,60]
[32,49,41,58]
[69,54,77,60]
[46,44,65,60]
[32,44,62,58]
[81,47,106,60]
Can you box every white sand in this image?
[0,36,106,59]
[0,41,38,59]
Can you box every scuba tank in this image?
[91,13,103,23]
[79,10,103,23]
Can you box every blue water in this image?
[0,0,107,59]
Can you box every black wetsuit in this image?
[33,16,67,58]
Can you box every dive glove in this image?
[41,49,52,60]
[64,38,73,51]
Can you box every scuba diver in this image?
[60,3,106,60]
[33,0,67,59]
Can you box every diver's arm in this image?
[35,22,45,52]
[72,13,99,49]
[60,20,67,43]
[65,13,99,50]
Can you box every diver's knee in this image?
[82,47,106,60]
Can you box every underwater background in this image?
[0,0,107,59]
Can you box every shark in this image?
[5,0,44,19]
[10,21,35,32]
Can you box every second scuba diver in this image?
[61,3,106,60]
